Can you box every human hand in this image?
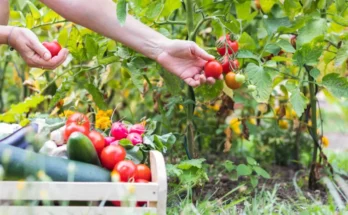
[8,27,69,70]
[156,39,222,87]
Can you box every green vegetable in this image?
[67,132,101,166]
[0,144,111,182]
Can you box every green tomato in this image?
[248,85,257,92]
[235,74,245,84]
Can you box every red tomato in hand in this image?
[114,160,137,182]
[64,122,89,141]
[42,41,62,57]
[100,145,126,170]
[135,164,151,181]
[88,131,105,155]
[216,35,239,56]
[66,113,90,129]
[204,60,223,79]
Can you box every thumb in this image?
[30,40,52,61]
[191,43,215,61]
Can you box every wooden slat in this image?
[0,182,158,201]
[0,206,156,215]
[149,150,167,215]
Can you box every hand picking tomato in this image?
[66,113,90,130]
[216,35,239,56]
[111,122,128,140]
[225,72,242,90]
[221,56,240,73]
[135,164,151,181]
[204,60,223,79]
[88,130,105,155]
[114,160,137,182]
[100,145,126,170]
[42,41,62,57]
[64,122,89,141]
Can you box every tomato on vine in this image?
[235,74,246,84]
[221,56,239,73]
[248,85,256,92]
[216,35,239,56]
[204,60,223,78]
[225,72,242,90]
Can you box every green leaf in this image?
[260,0,277,13]
[166,164,183,177]
[264,17,291,35]
[283,0,302,20]
[195,80,223,100]
[277,40,296,53]
[126,146,144,164]
[119,139,134,149]
[58,28,69,47]
[159,69,182,96]
[117,0,128,26]
[264,44,281,55]
[177,159,206,170]
[84,35,98,60]
[84,83,108,110]
[146,2,163,20]
[27,1,41,20]
[335,42,348,66]
[238,32,256,51]
[235,1,251,20]
[67,26,86,61]
[246,64,272,103]
[290,89,308,117]
[309,68,320,80]
[322,73,348,98]
[246,157,257,165]
[236,164,252,177]
[336,0,346,14]
[224,160,235,172]
[293,43,323,66]
[237,50,259,61]
[250,175,259,188]
[161,0,181,17]
[297,18,327,47]
[29,68,45,79]
[253,166,270,179]
[317,0,326,9]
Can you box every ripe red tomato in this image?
[221,56,240,73]
[114,160,137,182]
[100,145,126,170]
[88,131,105,155]
[255,0,261,10]
[216,35,239,56]
[66,113,90,130]
[111,201,121,207]
[135,164,151,181]
[42,41,62,57]
[204,60,223,78]
[64,122,89,141]
[135,179,149,207]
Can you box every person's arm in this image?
[40,0,220,86]
[0,0,9,25]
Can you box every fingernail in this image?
[44,53,50,60]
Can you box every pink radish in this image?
[111,122,128,140]
[127,133,143,145]
[129,124,145,135]
[104,136,116,147]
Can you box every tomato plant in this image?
[204,60,223,78]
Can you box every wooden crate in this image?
[0,150,167,215]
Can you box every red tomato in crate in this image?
[100,145,126,170]
[135,164,151,181]
[114,160,137,182]
[88,130,105,155]
[66,113,90,130]
[64,122,89,141]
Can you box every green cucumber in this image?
[0,144,111,182]
[67,132,101,166]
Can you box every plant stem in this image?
[189,16,215,41]
[306,65,319,189]
[155,20,186,25]
[31,20,69,30]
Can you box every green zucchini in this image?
[0,144,111,182]
[67,132,101,166]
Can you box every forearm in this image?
[40,0,169,60]
[0,25,11,45]
[0,0,9,25]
